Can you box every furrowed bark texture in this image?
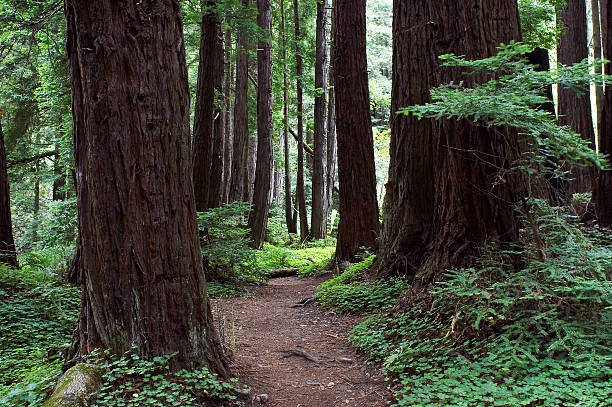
[557,0,595,194]
[311,0,329,240]
[249,0,273,249]
[0,118,18,268]
[421,0,523,280]
[222,26,233,204]
[294,0,309,241]
[208,26,225,209]
[596,1,612,226]
[229,0,250,203]
[325,0,337,228]
[193,0,219,212]
[65,0,228,374]
[333,0,380,261]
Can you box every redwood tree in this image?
[193,0,220,212]
[557,1,595,194]
[596,1,612,226]
[65,0,227,374]
[249,0,273,248]
[0,115,18,268]
[333,0,380,261]
[311,0,329,239]
[379,0,524,280]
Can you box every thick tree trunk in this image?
[333,0,380,261]
[421,0,523,280]
[208,28,225,209]
[0,117,18,268]
[193,0,219,212]
[229,0,250,203]
[595,1,612,226]
[311,0,329,240]
[557,1,595,194]
[222,27,233,204]
[294,0,309,241]
[375,0,436,277]
[249,0,273,249]
[65,0,228,375]
[281,0,297,233]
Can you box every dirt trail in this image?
[212,275,392,407]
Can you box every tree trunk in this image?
[193,0,219,212]
[0,117,18,268]
[208,27,225,209]
[375,0,437,277]
[229,0,250,203]
[245,114,257,203]
[326,0,337,229]
[333,0,380,261]
[421,0,523,281]
[281,0,297,233]
[249,0,273,249]
[222,27,233,204]
[595,1,612,226]
[273,129,284,205]
[65,0,228,375]
[53,152,67,201]
[557,0,595,194]
[294,0,309,241]
[592,0,604,135]
[311,0,329,240]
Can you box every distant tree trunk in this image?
[208,28,225,209]
[333,0,380,261]
[421,0,524,280]
[557,1,595,194]
[592,0,604,134]
[325,0,337,228]
[273,130,284,205]
[53,153,67,201]
[229,0,250,203]
[294,0,309,241]
[0,117,18,268]
[245,117,257,203]
[311,0,329,240]
[65,0,228,374]
[222,27,234,204]
[249,0,273,249]
[193,0,220,212]
[281,0,297,233]
[595,1,612,226]
[375,0,436,277]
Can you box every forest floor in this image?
[212,275,392,407]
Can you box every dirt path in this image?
[212,275,392,407]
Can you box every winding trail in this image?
[212,275,392,407]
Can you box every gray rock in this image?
[256,393,269,403]
[42,364,105,407]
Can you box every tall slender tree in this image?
[325,0,337,229]
[64,0,228,374]
[596,1,612,226]
[222,27,234,204]
[311,0,329,239]
[557,0,595,194]
[333,0,380,261]
[249,0,273,248]
[0,114,18,268]
[281,0,297,233]
[193,0,220,212]
[229,0,250,203]
[294,0,309,241]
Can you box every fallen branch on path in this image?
[280,348,321,364]
[290,297,315,308]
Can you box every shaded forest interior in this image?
[0,0,611,406]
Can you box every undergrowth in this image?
[0,247,80,405]
[90,351,241,407]
[322,202,612,406]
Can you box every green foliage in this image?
[198,202,261,284]
[315,255,407,313]
[349,203,612,406]
[401,42,608,177]
[91,352,240,407]
[257,240,335,273]
[518,0,565,49]
[0,251,80,405]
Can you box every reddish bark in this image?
[0,117,18,268]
